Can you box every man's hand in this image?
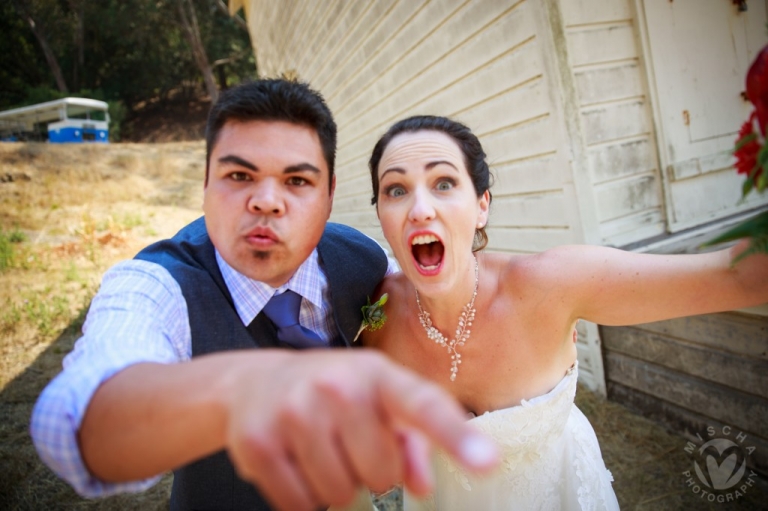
[224,349,499,511]
[79,349,498,511]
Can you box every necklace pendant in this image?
[414,256,479,382]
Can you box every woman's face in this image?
[376,130,489,294]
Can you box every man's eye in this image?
[385,185,406,198]
[229,172,250,181]
[436,180,454,191]
[288,176,309,186]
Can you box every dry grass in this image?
[1,142,202,510]
[577,386,768,510]
[1,142,765,510]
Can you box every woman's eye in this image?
[436,180,454,191]
[385,185,406,198]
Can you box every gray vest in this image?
[135,217,388,511]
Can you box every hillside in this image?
[122,95,211,143]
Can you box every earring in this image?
[477,222,484,229]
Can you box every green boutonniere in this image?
[353,293,388,342]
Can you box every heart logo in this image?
[693,438,747,490]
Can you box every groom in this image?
[30,79,497,511]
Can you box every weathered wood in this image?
[581,99,649,146]
[599,209,665,247]
[481,117,559,170]
[601,325,768,396]
[574,62,644,106]
[567,22,637,67]
[295,0,363,79]
[485,225,577,253]
[333,0,473,122]
[322,0,428,101]
[452,76,549,139]
[491,192,568,228]
[605,351,768,438]
[608,381,768,476]
[339,39,541,165]
[491,154,563,196]
[594,174,662,221]
[337,4,538,150]
[637,0,768,233]
[312,1,394,89]
[587,136,657,184]
[560,0,632,26]
[665,168,768,231]
[634,313,768,360]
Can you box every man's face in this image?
[203,120,334,287]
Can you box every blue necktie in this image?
[261,290,326,349]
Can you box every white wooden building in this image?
[231,0,768,471]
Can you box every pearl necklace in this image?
[415,256,479,382]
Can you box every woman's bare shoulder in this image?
[480,248,581,301]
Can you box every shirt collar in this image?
[215,249,326,325]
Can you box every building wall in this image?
[246,0,597,252]
[601,312,768,475]
[561,0,665,246]
[237,0,768,400]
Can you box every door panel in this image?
[639,0,768,231]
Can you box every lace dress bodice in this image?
[405,362,619,510]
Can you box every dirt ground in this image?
[1,141,765,510]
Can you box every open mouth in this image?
[411,233,444,272]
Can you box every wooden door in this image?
[637,0,768,231]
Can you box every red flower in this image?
[746,45,768,136]
[734,111,761,179]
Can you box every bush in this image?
[107,100,127,142]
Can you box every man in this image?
[30,79,498,511]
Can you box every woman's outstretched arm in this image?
[532,241,768,327]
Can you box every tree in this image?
[10,0,68,93]
[176,0,219,102]
[66,0,85,92]
[3,0,256,113]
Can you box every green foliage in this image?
[0,227,26,271]
[21,292,71,337]
[0,233,14,271]
[3,0,256,116]
[701,210,768,264]
[107,100,128,141]
[0,2,51,108]
[1,289,78,338]
[8,228,27,243]
[362,293,389,331]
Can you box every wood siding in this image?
[601,312,768,474]
[561,0,665,246]
[239,0,767,403]
[244,0,610,392]
[246,0,589,252]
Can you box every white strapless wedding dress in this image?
[404,362,619,510]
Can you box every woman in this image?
[361,115,768,510]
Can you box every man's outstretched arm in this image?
[77,349,498,511]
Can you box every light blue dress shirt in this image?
[30,246,397,497]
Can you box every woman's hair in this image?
[369,115,493,251]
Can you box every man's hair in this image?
[205,79,337,187]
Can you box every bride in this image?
[357,115,768,510]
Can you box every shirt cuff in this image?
[30,356,167,497]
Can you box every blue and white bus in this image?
[0,98,110,143]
